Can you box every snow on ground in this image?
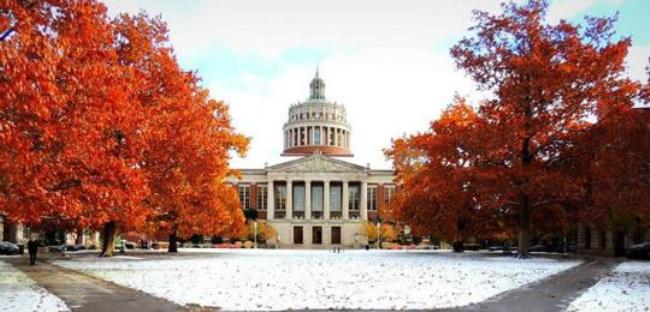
[53,249,579,310]
[567,261,650,312]
[0,261,69,312]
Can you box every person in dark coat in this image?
[27,239,38,265]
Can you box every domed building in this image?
[282,70,352,157]
[228,71,396,248]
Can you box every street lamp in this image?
[253,221,258,249]
[376,221,381,249]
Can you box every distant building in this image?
[228,71,395,247]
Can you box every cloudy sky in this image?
[103,0,650,169]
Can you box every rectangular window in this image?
[311,185,323,212]
[368,186,377,211]
[293,184,305,211]
[330,185,342,212]
[238,185,250,210]
[257,185,267,210]
[384,185,396,205]
[314,128,321,145]
[275,184,286,210]
[348,184,360,211]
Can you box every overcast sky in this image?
[103,0,650,169]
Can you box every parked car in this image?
[529,244,550,252]
[488,245,503,252]
[627,242,650,259]
[48,245,66,253]
[123,241,136,249]
[0,241,20,255]
[463,243,482,251]
[65,244,85,252]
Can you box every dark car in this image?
[627,242,650,259]
[0,241,20,255]
[49,245,66,253]
[529,244,549,252]
[488,245,503,251]
[65,244,86,252]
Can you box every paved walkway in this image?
[5,257,192,312]
[449,257,619,312]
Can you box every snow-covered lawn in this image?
[567,261,650,312]
[53,249,579,310]
[0,261,69,312]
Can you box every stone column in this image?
[267,180,274,220]
[342,180,349,220]
[286,180,293,220]
[320,126,324,145]
[361,181,368,220]
[311,127,315,145]
[324,180,330,220]
[305,180,311,220]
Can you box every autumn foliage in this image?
[1,1,247,255]
[387,0,647,257]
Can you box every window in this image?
[384,185,396,205]
[368,186,377,211]
[238,185,250,210]
[257,185,267,210]
[311,185,323,212]
[275,185,286,210]
[314,128,321,145]
[348,184,360,211]
[330,185,342,212]
[293,184,305,211]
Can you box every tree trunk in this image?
[613,230,626,257]
[517,193,531,258]
[100,222,116,257]
[452,240,465,253]
[168,230,178,253]
[75,228,84,245]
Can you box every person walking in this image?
[27,239,38,265]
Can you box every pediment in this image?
[268,154,366,173]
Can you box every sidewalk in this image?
[450,257,619,312]
[5,257,188,312]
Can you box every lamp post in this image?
[376,222,381,249]
[254,221,258,249]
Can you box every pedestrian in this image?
[27,239,38,265]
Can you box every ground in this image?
[0,260,69,312]
[567,261,650,312]
[1,249,648,311]
[53,249,579,310]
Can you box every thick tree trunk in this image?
[168,230,178,253]
[517,193,531,258]
[100,222,116,257]
[452,240,465,253]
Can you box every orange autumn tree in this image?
[573,62,649,254]
[387,97,502,250]
[112,13,248,253]
[1,0,151,254]
[448,0,638,257]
